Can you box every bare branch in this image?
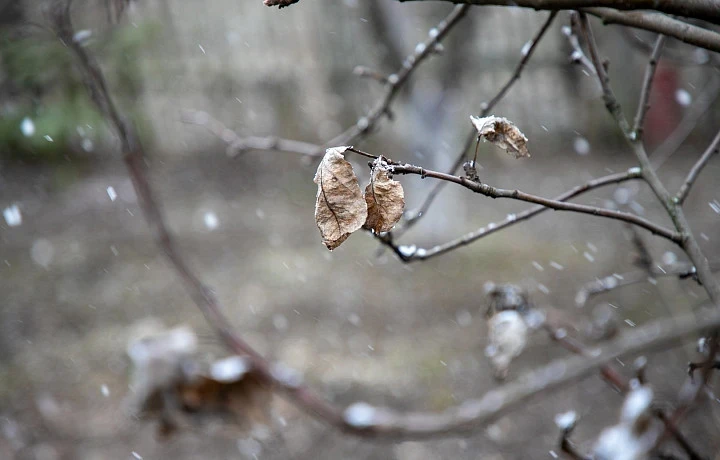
[583,8,720,54]
[675,128,720,205]
[579,12,720,305]
[542,309,706,460]
[380,168,643,261]
[397,0,720,23]
[575,261,720,308]
[393,11,558,235]
[376,158,682,245]
[632,35,666,141]
[651,75,720,170]
[327,5,471,146]
[52,0,720,443]
[397,1,720,52]
[180,110,323,157]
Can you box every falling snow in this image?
[549,261,564,271]
[573,136,590,155]
[107,186,117,202]
[661,251,677,265]
[709,200,720,214]
[675,88,692,106]
[344,401,377,428]
[211,356,251,382]
[3,205,22,227]
[554,410,577,430]
[521,40,533,56]
[270,363,303,388]
[204,211,219,230]
[31,239,55,267]
[20,117,35,137]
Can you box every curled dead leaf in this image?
[470,115,530,159]
[125,325,272,439]
[363,158,405,233]
[314,147,368,250]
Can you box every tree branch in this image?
[180,110,323,157]
[583,8,720,54]
[575,261,720,308]
[675,128,720,205]
[374,157,681,244]
[53,0,720,442]
[327,5,471,146]
[632,34,666,141]
[650,75,720,170]
[397,0,720,29]
[390,11,558,238]
[579,13,720,306]
[379,168,644,261]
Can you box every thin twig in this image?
[180,110,322,157]
[398,0,720,23]
[632,35,666,141]
[579,12,720,305]
[327,5,470,147]
[380,168,645,261]
[398,1,720,52]
[376,158,682,244]
[392,11,558,237]
[675,128,720,205]
[650,75,720,170]
[575,261,720,308]
[579,11,720,455]
[542,311,706,460]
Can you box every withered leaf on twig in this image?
[470,115,530,159]
[126,326,272,439]
[314,147,367,250]
[363,158,405,233]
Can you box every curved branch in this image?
[675,128,720,205]
[392,11,558,237]
[327,5,471,146]
[584,8,720,54]
[380,169,644,262]
[397,0,720,25]
[378,159,682,244]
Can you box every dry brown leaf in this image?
[363,158,405,232]
[470,115,530,159]
[314,147,367,250]
[126,327,273,440]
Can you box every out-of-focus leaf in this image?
[125,326,272,439]
[470,115,530,159]
[314,147,367,250]
[363,158,404,233]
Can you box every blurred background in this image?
[1,1,719,458]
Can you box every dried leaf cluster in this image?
[125,325,272,439]
[470,115,530,159]
[314,147,404,249]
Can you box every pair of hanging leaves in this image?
[314,147,404,250]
